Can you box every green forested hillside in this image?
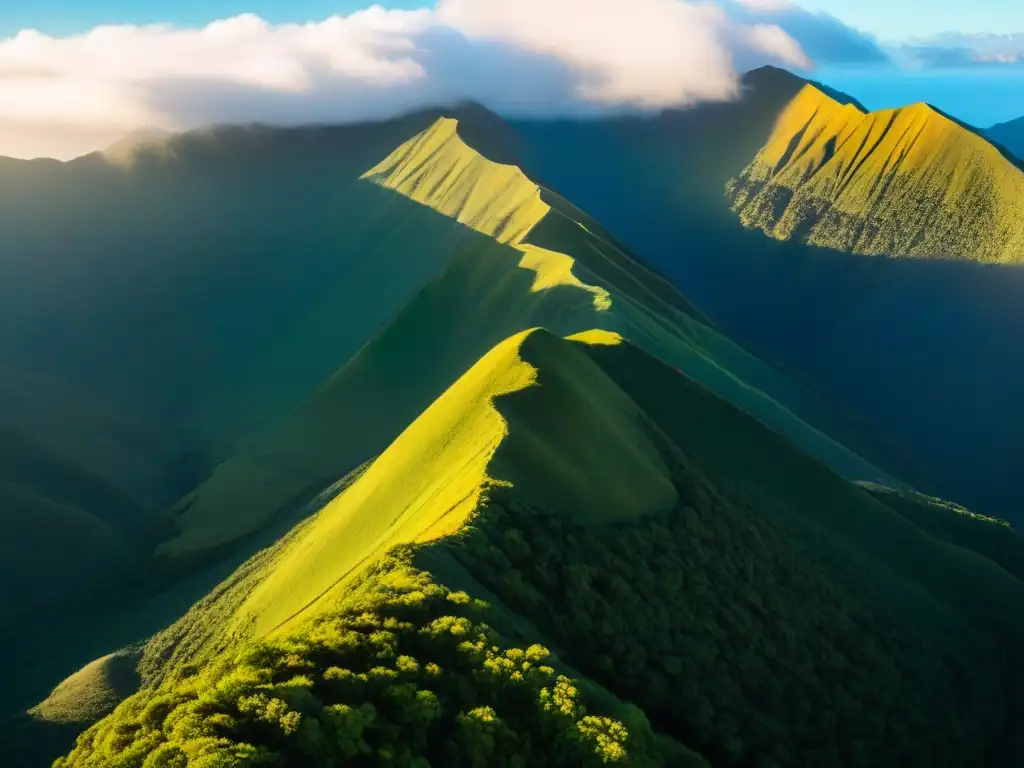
[55,331,1024,767]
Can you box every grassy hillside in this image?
[56,330,1024,767]
[161,329,676,648]
[0,105,541,621]
[728,85,1024,263]
[156,117,903,561]
[29,652,141,726]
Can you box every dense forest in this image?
[54,439,1024,767]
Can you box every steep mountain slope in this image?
[988,115,1024,159]
[156,116,905,561]
[508,68,1024,522]
[859,484,1024,584]
[57,329,1024,767]
[0,105,519,443]
[728,85,1024,262]
[0,105,539,620]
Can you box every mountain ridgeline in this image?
[728,85,1024,263]
[508,66,1024,522]
[0,68,1022,767]
[988,116,1024,161]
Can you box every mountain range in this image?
[2,66,1023,766]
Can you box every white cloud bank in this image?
[0,0,809,159]
[891,33,1024,68]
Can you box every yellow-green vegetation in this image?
[57,331,1024,766]
[447,487,1002,766]
[14,91,1024,768]
[30,652,141,726]
[57,549,698,768]
[165,329,676,640]
[362,117,552,248]
[159,117,898,559]
[728,84,1024,262]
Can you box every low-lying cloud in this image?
[0,0,811,159]
[893,33,1024,69]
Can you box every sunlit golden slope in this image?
[224,328,676,639]
[363,117,546,246]
[158,118,900,559]
[364,117,612,308]
[728,84,1024,263]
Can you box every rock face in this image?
[728,84,1024,264]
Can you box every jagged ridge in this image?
[729,84,1024,263]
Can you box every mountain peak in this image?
[729,81,1024,263]
[740,65,808,102]
[740,66,865,112]
[741,64,804,86]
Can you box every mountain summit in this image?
[728,84,1024,263]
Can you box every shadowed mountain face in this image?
[0,105,920,581]
[508,66,1024,522]
[152,116,904,563]
[988,116,1024,160]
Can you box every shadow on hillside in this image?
[672,232,1024,523]
[0,179,637,765]
[510,101,1024,523]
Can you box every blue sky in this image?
[798,0,1020,39]
[0,2,424,36]
[1,0,1023,159]
[1,0,1019,39]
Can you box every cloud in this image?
[731,0,795,10]
[720,0,890,66]
[892,33,1024,69]
[437,0,807,106]
[0,0,809,159]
